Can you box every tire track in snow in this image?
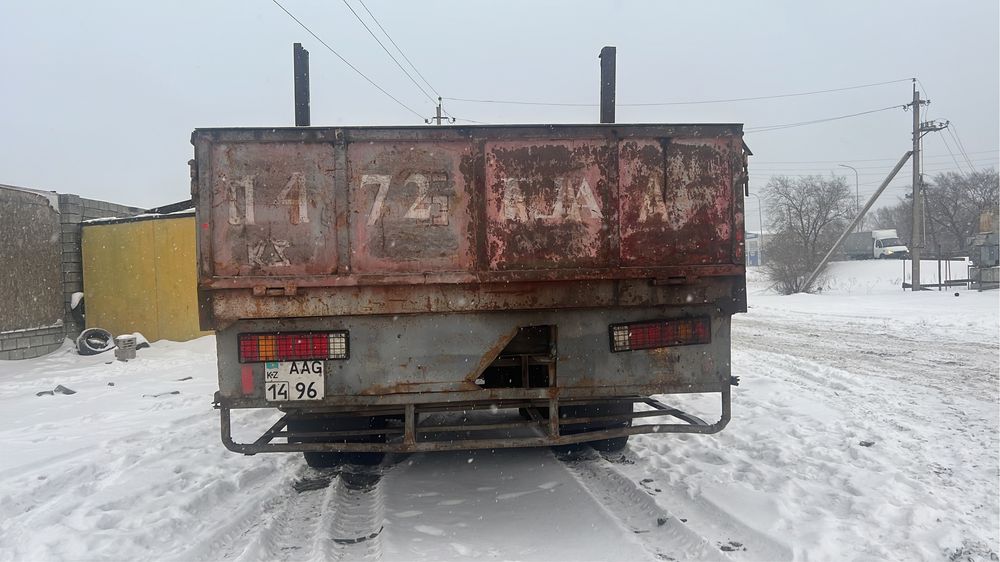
[559,449,794,561]
[379,447,654,561]
[180,464,323,562]
[734,312,997,396]
[557,449,728,561]
[226,470,339,562]
[194,463,394,562]
[711,310,998,560]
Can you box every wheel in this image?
[556,400,632,453]
[76,328,114,355]
[287,415,387,468]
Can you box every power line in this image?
[947,122,977,171]
[344,0,462,123]
[745,105,907,133]
[750,155,998,172]
[339,0,436,105]
[748,161,997,177]
[938,133,971,174]
[444,78,913,108]
[753,149,998,165]
[269,0,424,120]
[356,0,440,99]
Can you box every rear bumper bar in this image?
[217,388,730,454]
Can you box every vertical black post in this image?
[599,46,616,124]
[293,43,311,127]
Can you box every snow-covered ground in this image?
[1,260,997,561]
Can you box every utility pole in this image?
[909,85,925,291]
[599,46,616,123]
[906,82,948,291]
[425,97,455,125]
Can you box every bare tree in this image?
[762,175,852,294]
[924,168,999,256]
[871,198,912,243]
[871,168,998,257]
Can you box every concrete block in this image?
[27,346,48,359]
[29,334,56,348]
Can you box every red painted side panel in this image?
[485,140,612,270]
[194,126,747,306]
[208,142,338,277]
[347,141,476,273]
[619,138,738,266]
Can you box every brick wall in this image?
[0,325,65,361]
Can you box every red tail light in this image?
[609,317,711,352]
[238,331,349,363]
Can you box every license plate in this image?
[263,360,324,402]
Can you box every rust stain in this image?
[359,381,481,395]
[347,141,475,274]
[197,127,746,323]
[618,138,738,266]
[209,142,339,277]
[485,140,612,270]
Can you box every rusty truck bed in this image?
[192,124,747,322]
[192,124,748,454]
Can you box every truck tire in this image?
[76,328,114,355]
[287,415,387,468]
[557,400,632,453]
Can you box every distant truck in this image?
[191,124,749,466]
[843,229,910,260]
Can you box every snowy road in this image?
[1,264,997,561]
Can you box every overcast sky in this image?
[1,1,997,229]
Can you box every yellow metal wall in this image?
[82,216,209,342]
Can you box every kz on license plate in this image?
[263,360,324,402]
